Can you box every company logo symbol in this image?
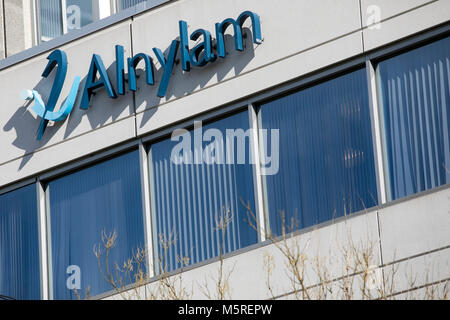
[21,49,81,140]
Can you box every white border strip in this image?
[139,140,155,278]
[248,104,267,242]
[366,60,387,204]
[36,179,49,300]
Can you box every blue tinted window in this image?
[48,151,145,299]
[39,0,63,41]
[149,111,258,273]
[378,37,450,200]
[39,0,97,42]
[0,184,40,300]
[66,0,94,31]
[259,69,378,236]
[119,0,148,11]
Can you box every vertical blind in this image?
[48,151,145,299]
[149,111,258,273]
[119,0,149,11]
[0,184,40,300]
[259,69,378,236]
[39,0,63,40]
[378,36,450,200]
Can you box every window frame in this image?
[33,0,153,44]
[255,66,380,235]
[34,0,116,44]
[0,181,42,300]
[41,145,146,300]
[145,106,262,274]
[371,32,450,202]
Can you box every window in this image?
[38,0,63,41]
[36,0,157,43]
[149,111,258,273]
[37,0,108,42]
[65,0,95,30]
[259,69,379,236]
[47,150,145,299]
[118,0,149,11]
[377,36,450,201]
[0,184,41,300]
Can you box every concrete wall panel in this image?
[0,0,5,59]
[360,0,436,27]
[362,0,450,51]
[0,116,136,187]
[378,188,450,264]
[382,247,450,296]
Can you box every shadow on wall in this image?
[62,62,131,140]
[3,73,64,170]
[2,28,258,171]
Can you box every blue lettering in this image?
[153,40,180,98]
[189,29,216,67]
[115,45,126,95]
[215,10,262,59]
[127,53,155,92]
[80,54,117,110]
[179,20,191,72]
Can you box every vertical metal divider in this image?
[365,59,387,271]
[30,0,38,47]
[139,140,155,279]
[34,0,42,45]
[147,145,160,276]
[36,178,50,300]
[248,103,267,243]
[61,0,68,35]
[366,60,387,205]
[112,0,119,13]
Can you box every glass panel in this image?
[259,69,378,236]
[38,0,104,43]
[39,0,63,41]
[0,184,40,300]
[48,151,145,300]
[378,37,450,200]
[149,111,258,273]
[118,0,148,11]
[65,0,94,31]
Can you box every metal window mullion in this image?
[248,104,267,242]
[138,141,155,278]
[111,0,118,14]
[34,0,42,44]
[115,0,121,12]
[30,0,39,46]
[61,0,68,35]
[0,178,36,196]
[36,179,50,300]
[147,146,160,275]
[366,60,388,205]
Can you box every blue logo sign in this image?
[22,49,81,140]
[22,10,262,140]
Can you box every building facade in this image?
[0,0,449,300]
